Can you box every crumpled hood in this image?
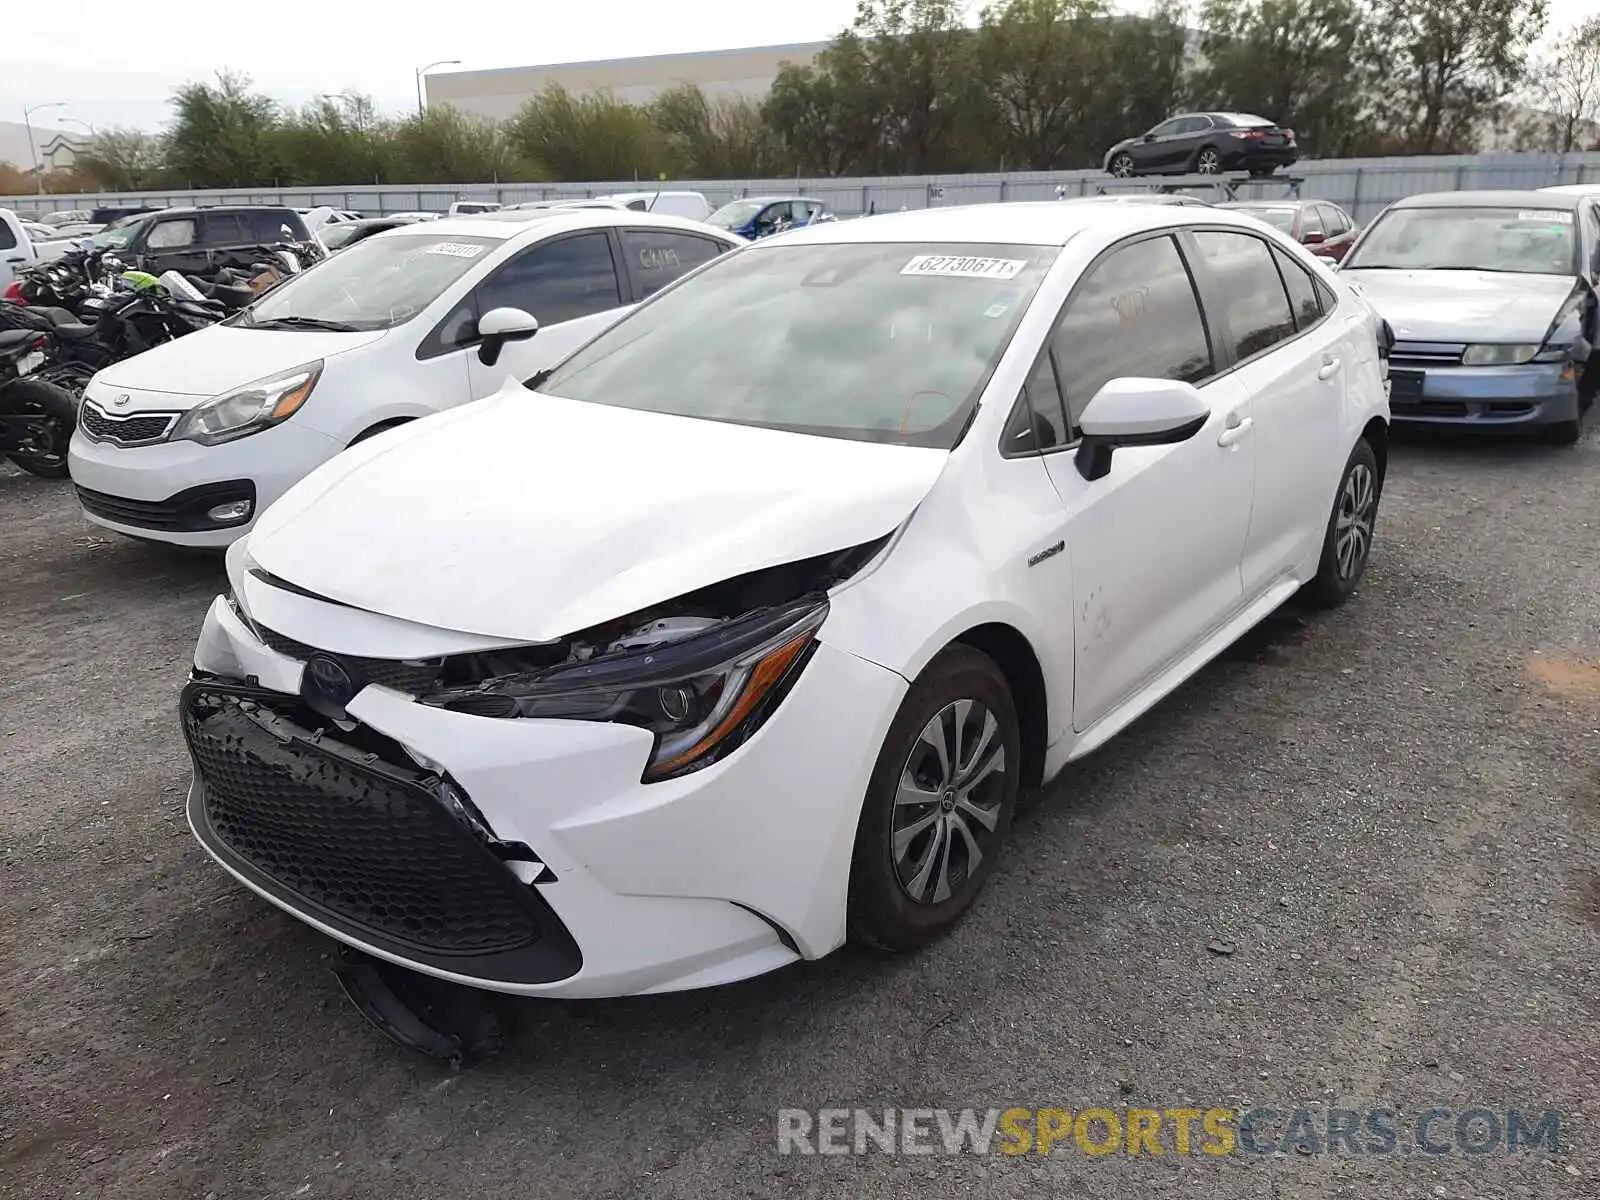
[94,322,386,401]
[247,384,951,643]
[1339,269,1576,343]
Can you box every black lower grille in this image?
[183,682,546,957]
[78,403,176,445]
[1391,398,1469,418]
[77,479,255,532]
[254,625,441,695]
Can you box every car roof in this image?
[768,200,1276,248]
[1390,190,1584,211]
[1540,184,1600,196]
[1219,199,1312,210]
[368,207,740,244]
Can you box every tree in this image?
[278,92,395,186]
[1188,0,1378,158]
[78,128,168,191]
[651,84,785,178]
[1523,16,1600,152]
[166,71,284,187]
[1370,0,1549,154]
[850,0,974,173]
[504,86,665,181]
[389,105,520,183]
[972,0,1117,170]
[762,46,885,176]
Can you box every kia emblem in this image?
[112,393,130,409]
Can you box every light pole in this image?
[415,61,460,117]
[22,101,67,193]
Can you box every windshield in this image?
[241,233,498,331]
[319,222,372,250]
[706,200,766,230]
[1233,206,1297,233]
[1345,207,1577,275]
[541,241,1055,448]
[93,216,149,249]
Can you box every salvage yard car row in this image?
[12,179,1595,1040]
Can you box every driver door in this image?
[463,230,628,395]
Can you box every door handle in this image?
[3,255,23,264]
[1317,356,1342,381]
[1217,415,1253,447]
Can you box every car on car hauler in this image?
[183,201,1390,1001]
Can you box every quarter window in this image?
[619,229,725,300]
[475,232,622,326]
[1002,352,1071,455]
[1190,230,1297,359]
[1270,244,1323,331]
[1052,234,1214,426]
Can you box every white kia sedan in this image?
[67,210,742,547]
[184,203,1389,1000]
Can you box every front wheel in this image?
[0,377,78,479]
[848,645,1020,952]
[1302,439,1380,608]
[1108,153,1134,178]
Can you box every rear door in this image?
[1185,229,1347,594]
[463,230,627,393]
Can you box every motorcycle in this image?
[0,329,78,478]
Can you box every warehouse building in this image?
[425,42,828,121]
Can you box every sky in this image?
[1,0,1593,136]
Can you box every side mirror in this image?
[1303,231,1326,245]
[1142,133,1156,143]
[1074,378,1210,482]
[477,307,539,367]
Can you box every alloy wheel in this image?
[1197,148,1221,174]
[1334,462,1376,580]
[891,699,1008,905]
[1111,155,1133,178]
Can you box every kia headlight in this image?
[171,362,321,446]
[426,597,829,782]
[1460,344,1540,366]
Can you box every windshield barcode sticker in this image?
[1517,210,1572,224]
[902,255,1026,280]
[425,242,487,257]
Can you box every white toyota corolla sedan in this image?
[184,202,1390,1000]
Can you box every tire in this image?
[0,377,78,479]
[1545,418,1582,445]
[1194,145,1222,174]
[1108,153,1134,178]
[848,645,1021,952]
[1302,439,1380,608]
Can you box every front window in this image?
[92,215,149,250]
[706,200,766,230]
[239,233,499,332]
[540,241,1056,448]
[1345,207,1577,275]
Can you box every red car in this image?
[1218,200,1360,261]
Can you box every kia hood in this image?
[94,322,387,400]
[1339,269,1576,343]
[247,385,951,643]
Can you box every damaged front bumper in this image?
[184,592,907,998]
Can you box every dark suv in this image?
[105,206,314,278]
[1103,113,1299,178]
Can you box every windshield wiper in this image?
[250,315,363,332]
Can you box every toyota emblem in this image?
[112,393,130,409]
[304,654,357,709]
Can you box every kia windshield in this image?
[238,233,498,331]
[539,241,1056,448]
[1344,206,1577,275]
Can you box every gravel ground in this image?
[2,427,1597,1200]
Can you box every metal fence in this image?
[9,151,1600,225]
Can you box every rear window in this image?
[1233,207,1297,233]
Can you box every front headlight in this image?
[427,597,829,782]
[170,362,322,446]
[1461,344,1540,366]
